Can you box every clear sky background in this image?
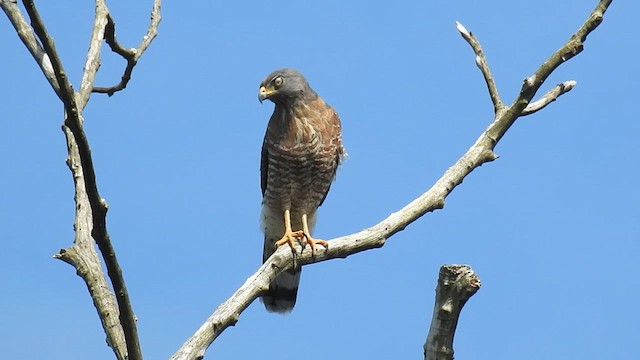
[1,1,637,359]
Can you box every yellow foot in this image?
[274,229,305,250]
[303,235,329,256]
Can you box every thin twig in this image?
[169,1,612,359]
[93,0,162,96]
[455,21,504,114]
[521,81,577,116]
[92,14,136,96]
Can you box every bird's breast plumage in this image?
[262,97,344,217]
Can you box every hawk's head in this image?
[258,68,317,105]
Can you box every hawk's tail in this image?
[261,225,301,313]
[261,265,300,313]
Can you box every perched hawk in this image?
[258,68,345,313]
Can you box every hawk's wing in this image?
[260,139,268,197]
[318,109,345,207]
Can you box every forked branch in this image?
[1,1,161,360]
[93,1,161,96]
[170,1,612,359]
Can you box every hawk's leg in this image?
[274,209,305,250]
[301,213,329,256]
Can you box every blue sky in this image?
[1,1,637,359]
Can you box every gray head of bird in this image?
[258,68,317,105]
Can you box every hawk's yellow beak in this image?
[258,85,277,103]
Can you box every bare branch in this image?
[92,0,162,96]
[54,125,127,360]
[61,1,164,355]
[21,0,77,110]
[10,0,136,357]
[12,0,130,357]
[170,1,612,359]
[4,1,162,358]
[140,0,162,53]
[0,0,60,97]
[456,21,504,114]
[76,0,109,109]
[521,80,577,116]
[17,0,141,358]
[66,4,162,355]
[91,15,135,97]
[487,0,612,144]
[424,265,481,360]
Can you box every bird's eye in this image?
[273,76,284,89]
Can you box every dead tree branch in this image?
[455,21,503,113]
[521,81,577,116]
[0,0,61,97]
[2,0,611,358]
[55,125,128,360]
[423,265,481,360]
[169,1,612,359]
[92,1,161,96]
[1,1,161,359]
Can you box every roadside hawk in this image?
[259,68,345,313]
